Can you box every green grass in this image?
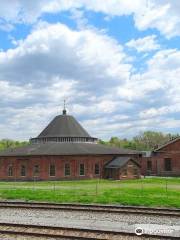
[0,178,180,208]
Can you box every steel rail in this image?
[0,222,178,239]
[0,201,179,217]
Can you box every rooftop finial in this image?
[62,99,67,115]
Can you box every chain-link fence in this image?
[0,177,179,207]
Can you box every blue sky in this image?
[0,0,180,140]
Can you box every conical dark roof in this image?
[30,110,97,143]
[38,114,91,138]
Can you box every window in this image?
[79,163,85,176]
[33,165,39,176]
[49,164,56,176]
[64,163,70,176]
[95,164,100,175]
[8,165,13,176]
[164,158,172,171]
[21,165,26,177]
[147,160,152,171]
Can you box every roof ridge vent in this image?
[62,100,67,115]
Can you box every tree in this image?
[133,131,178,150]
[0,139,28,151]
[98,131,179,151]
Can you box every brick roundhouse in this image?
[0,108,141,180]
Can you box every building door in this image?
[108,169,113,179]
[104,168,118,179]
[104,168,113,179]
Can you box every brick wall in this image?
[0,154,141,181]
[141,139,180,176]
[0,155,114,181]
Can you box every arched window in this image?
[49,164,56,176]
[64,163,70,176]
[164,158,172,171]
[79,163,85,176]
[21,165,26,177]
[147,160,152,171]
[95,164,100,175]
[33,165,40,176]
[8,165,13,176]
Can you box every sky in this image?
[0,0,180,141]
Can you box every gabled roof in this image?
[154,137,180,152]
[0,142,140,157]
[38,114,91,138]
[105,156,140,169]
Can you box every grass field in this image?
[0,177,180,208]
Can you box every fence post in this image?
[141,178,144,196]
[53,181,56,193]
[14,178,16,197]
[165,178,168,197]
[33,176,35,191]
[95,180,98,196]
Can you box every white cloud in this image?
[134,0,180,38]
[0,77,77,102]
[126,35,160,52]
[0,0,142,24]
[147,49,180,71]
[0,0,180,38]
[0,20,179,140]
[0,22,130,87]
[0,19,14,32]
[0,80,30,101]
[139,104,180,119]
[0,104,58,140]
[0,22,132,139]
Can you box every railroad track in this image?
[0,201,179,217]
[0,222,178,239]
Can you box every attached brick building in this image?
[141,137,180,176]
[0,108,141,180]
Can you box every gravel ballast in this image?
[0,207,179,237]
